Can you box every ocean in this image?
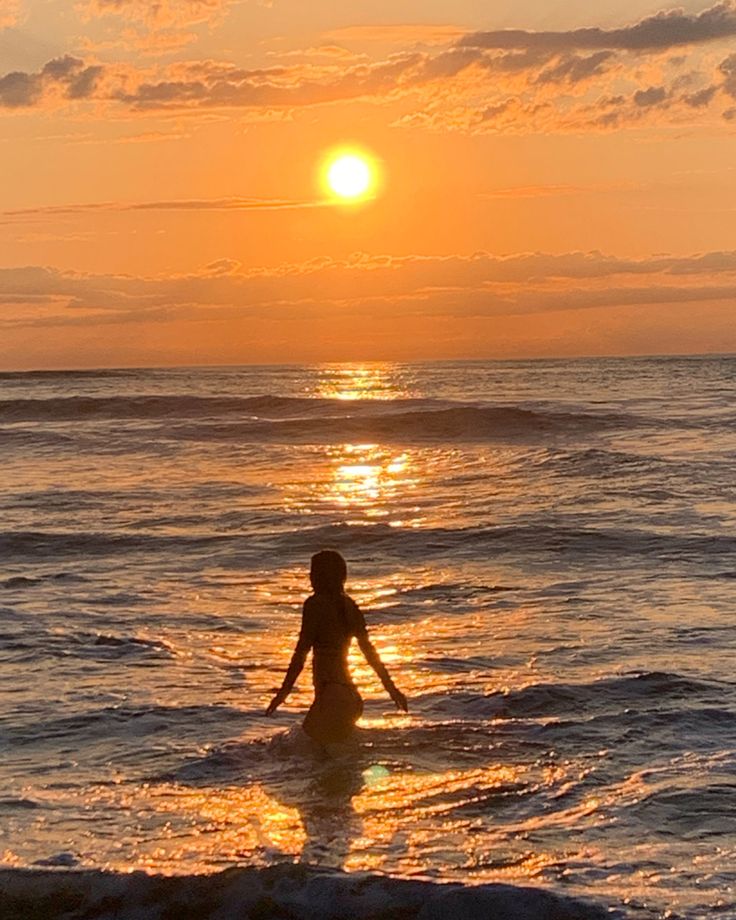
[1,357,735,919]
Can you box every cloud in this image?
[0,45,699,131]
[458,2,736,52]
[481,184,588,199]
[79,26,199,55]
[0,53,420,113]
[479,181,639,199]
[0,70,40,107]
[267,45,366,63]
[79,0,235,28]
[535,51,614,85]
[114,129,193,143]
[633,84,669,106]
[3,196,328,218]
[0,55,103,108]
[2,249,736,330]
[203,258,241,275]
[324,24,467,47]
[112,54,422,110]
[683,84,718,106]
[1,5,734,134]
[76,0,241,54]
[720,51,736,97]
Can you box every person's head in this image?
[310,549,347,595]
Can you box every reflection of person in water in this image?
[266,550,408,745]
[272,756,367,868]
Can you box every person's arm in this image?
[265,600,315,715]
[353,602,408,712]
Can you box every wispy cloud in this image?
[3,196,329,219]
[78,0,236,28]
[324,24,466,46]
[479,183,619,200]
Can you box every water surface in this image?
[1,357,735,919]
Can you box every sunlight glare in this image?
[323,150,377,201]
[314,364,405,401]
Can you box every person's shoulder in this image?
[344,595,366,630]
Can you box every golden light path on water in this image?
[106,365,568,883]
[99,362,494,878]
[206,365,506,871]
[157,363,536,879]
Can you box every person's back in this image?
[265,550,408,747]
[307,592,356,688]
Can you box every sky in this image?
[1,0,736,368]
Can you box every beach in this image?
[1,357,735,919]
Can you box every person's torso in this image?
[309,594,355,686]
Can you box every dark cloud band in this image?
[459,2,736,51]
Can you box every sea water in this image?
[1,357,735,918]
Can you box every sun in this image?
[323,149,377,201]
[328,155,370,198]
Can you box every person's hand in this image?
[265,688,288,716]
[389,686,408,713]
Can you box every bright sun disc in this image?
[326,153,373,200]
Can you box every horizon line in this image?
[1,350,735,375]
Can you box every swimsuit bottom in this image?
[302,681,364,745]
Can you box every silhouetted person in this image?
[266,550,408,745]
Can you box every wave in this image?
[1,572,87,589]
[0,394,343,422]
[631,784,736,837]
[399,581,518,599]
[533,447,670,478]
[3,521,736,562]
[274,521,736,560]
[0,529,231,559]
[0,863,617,919]
[421,671,728,722]
[165,405,645,444]
[0,428,77,448]
[4,702,249,746]
[0,394,647,440]
[0,797,39,810]
[0,629,174,667]
[0,367,151,380]
[90,632,174,654]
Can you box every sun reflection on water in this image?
[282,442,424,525]
[283,364,441,525]
[331,444,419,519]
[81,759,549,877]
[313,363,411,401]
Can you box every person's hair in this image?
[310,549,347,595]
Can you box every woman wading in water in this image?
[266,550,408,744]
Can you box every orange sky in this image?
[1,0,736,367]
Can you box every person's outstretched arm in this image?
[353,603,408,712]
[265,600,315,715]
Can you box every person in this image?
[265,550,408,745]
